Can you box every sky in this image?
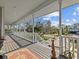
[20,4,79,27]
[39,4,79,26]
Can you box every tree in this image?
[62,26,69,35]
[43,20,51,34]
[50,27,53,34]
[26,25,33,32]
[34,22,43,33]
[46,20,51,34]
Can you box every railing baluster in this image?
[51,40,57,59]
[64,37,67,56]
[72,39,75,58]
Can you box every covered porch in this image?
[0,0,79,59]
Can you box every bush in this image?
[42,36,49,41]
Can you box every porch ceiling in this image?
[0,0,79,25]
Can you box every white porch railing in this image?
[61,36,77,59]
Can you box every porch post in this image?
[12,25,14,32]
[23,19,26,37]
[58,0,63,55]
[32,14,35,43]
[13,25,16,32]
[0,7,4,39]
[0,7,5,48]
[18,25,20,32]
[9,25,11,30]
[24,24,26,32]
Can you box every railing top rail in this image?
[62,35,79,39]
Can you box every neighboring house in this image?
[68,23,79,34]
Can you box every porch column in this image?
[22,23,26,37]
[58,0,63,55]
[11,25,14,32]
[9,25,12,31]
[18,25,20,32]
[24,18,26,33]
[10,25,12,32]
[0,7,5,48]
[0,7,4,39]
[17,25,19,32]
[19,25,21,32]
[13,25,16,32]
[7,25,9,30]
[32,14,35,43]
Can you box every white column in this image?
[17,25,19,32]
[2,7,5,39]
[11,25,14,32]
[10,25,12,32]
[9,25,12,31]
[0,7,5,39]
[32,14,35,43]
[24,24,26,33]
[58,0,63,55]
[0,7,5,49]
[13,25,16,32]
[24,18,26,33]
[7,25,9,30]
